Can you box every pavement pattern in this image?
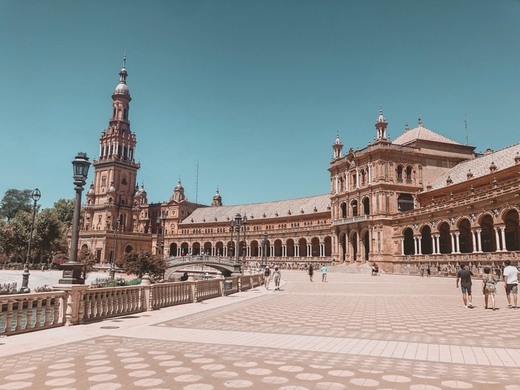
[1,270,520,389]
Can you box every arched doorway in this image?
[362,230,369,261]
[420,225,433,255]
[504,209,520,251]
[169,243,177,257]
[403,228,414,255]
[480,215,496,252]
[458,219,473,253]
[438,222,452,254]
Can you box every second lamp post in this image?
[230,213,247,273]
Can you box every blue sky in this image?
[1,0,519,209]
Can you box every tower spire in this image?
[375,108,388,141]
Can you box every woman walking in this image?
[483,266,498,310]
[308,264,314,282]
[264,266,271,289]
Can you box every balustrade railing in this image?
[81,286,145,322]
[1,274,263,336]
[196,279,222,301]
[149,281,193,310]
[0,291,67,335]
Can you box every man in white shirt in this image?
[503,260,519,308]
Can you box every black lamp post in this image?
[230,213,247,273]
[59,152,90,285]
[261,232,269,269]
[19,188,41,293]
[109,216,119,280]
[157,212,165,258]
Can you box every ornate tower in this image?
[81,60,148,263]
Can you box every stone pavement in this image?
[1,270,520,389]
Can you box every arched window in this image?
[406,166,413,183]
[397,193,414,212]
[397,165,404,182]
[351,200,358,217]
[340,202,347,218]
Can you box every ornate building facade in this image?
[78,65,520,272]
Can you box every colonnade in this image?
[402,225,510,255]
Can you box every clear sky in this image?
[1,0,519,209]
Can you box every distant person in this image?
[482,266,498,310]
[273,266,281,290]
[321,264,328,282]
[180,272,189,281]
[426,264,431,277]
[264,266,271,289]
[456,264,474,308]
[371,263,379,276]
[503,260,518,309]
[308,264,314,282]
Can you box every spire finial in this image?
[123,53,127,68]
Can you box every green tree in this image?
[52,199,75,227]
[117,251,166,280]
[1,212,32,262]
[0,189,33,221]
[33,209,67,263]
[78,247,97,280]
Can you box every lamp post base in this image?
[19,266,31,293]
[59,263,85,285]
[233,263,242,275]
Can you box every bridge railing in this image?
[0,273,264,335]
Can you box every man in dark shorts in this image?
[503,260,519,308]
[456,264,474,308]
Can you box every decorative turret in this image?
[375,109,388,141]
[211,187,223,207]
[172,179,186,202]
[332,133,343,160]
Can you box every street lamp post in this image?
[157,212,165,258]
[59,152,90,285]
[261,232,269,269]
[109,217,119,280]
[19,188,41,293]
[230,213,247,274]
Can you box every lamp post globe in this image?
[19,188,41,293]
[59,152,90,285]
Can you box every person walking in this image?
[321,263,328,282]
[263,266,271,289]
[456,264,474,308]
[482,266,498,310]
[308,264,314,282]
[503,260,518,309]
[273,266,281,290]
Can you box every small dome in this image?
[115,83,129,94]
[87,184,95,196]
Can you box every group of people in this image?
[263,263,330,290]
[263,265,282,290]
[456,260,519,310]
[307,264,328,282]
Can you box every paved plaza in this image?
[1,269,520,389]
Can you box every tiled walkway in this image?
[1,270,520,389]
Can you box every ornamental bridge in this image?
[165,255,241,278]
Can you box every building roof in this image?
[428,143,520,190]
[182,194,331,224]
[392,123,461,146]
